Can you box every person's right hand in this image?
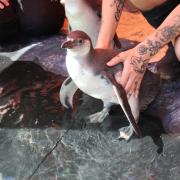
[0,0,10,9]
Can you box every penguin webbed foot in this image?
[118,125,135,141]
[87,109,109,123]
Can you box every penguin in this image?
[60,30,143,140]
[64,0,121,48]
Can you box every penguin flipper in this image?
[112,84,141,138]
[104,72,141,138]
[59,77,78,109]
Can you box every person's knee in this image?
[174,35,180,61]
[16,0,65,36]
[163,118,180,134]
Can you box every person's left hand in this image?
[107,47,149,98]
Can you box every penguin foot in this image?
[87,110,109,123]
[118,125,134,141]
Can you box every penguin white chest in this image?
[66,56,116,101]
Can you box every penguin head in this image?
[61,30,92,56]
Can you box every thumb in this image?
[107,53,124,66]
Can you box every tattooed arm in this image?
[96,0,124,49]
[137,6,180,62]
[107,4,180,97]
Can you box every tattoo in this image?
[137,15,180,58]
[110,0,124,22]
[130,56,148,74]
[160,15,180,42]
[160,26,177,42]
[129,16,180,75]
[134,80,138,85]
[147,40,162,56]
[138,40,162,57]
[138,45,148,55]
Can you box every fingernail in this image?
[135,93,138,98]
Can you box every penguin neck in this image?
[67,46,94,66]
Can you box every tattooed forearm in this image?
[159,18,180,42]
[130,56,148,74]
[129,9,180,74]
[137,15,180,58]
[160,26,178,42]
[138,40,162,57]
[137,45,148,56]
[147,40,162,56]
[137,20,180,57]
[110,0,124,22]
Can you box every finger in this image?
[0,0,9,6]
[0,3,5,9]
[135,80,141,98]
[125,75,136,95]
[133,79,138,94]
[127,90,133,99]
[119,64,130,87]
[114,70,122,84]
[107,53,124,66]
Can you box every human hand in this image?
[107,47,149,98]
[0,0,10,9]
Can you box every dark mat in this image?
[0,34,179,180]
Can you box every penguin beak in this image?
[61,40,75,49]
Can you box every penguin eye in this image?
[77,38,83,44]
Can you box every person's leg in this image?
[145,78,180,135]
[160,86,180,134]
[15,0,65,36]
[0,1,19,42]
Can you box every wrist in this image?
[135,42,157,61]
[130,50,149,74]
[136,32,165,60]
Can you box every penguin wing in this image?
[59,77,78,109]
[103,71,141,137]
